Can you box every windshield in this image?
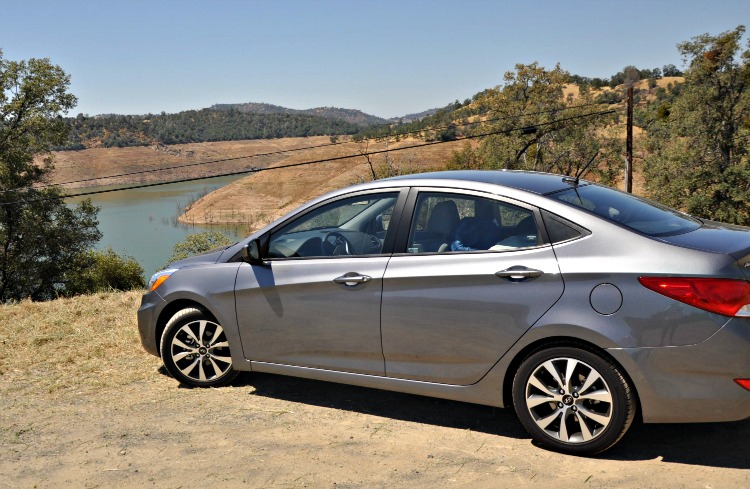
[550,184,702,237]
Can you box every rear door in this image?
[380,189,564,385]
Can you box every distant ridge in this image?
[210,102,389,127]
[393,108,440,123]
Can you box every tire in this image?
[160,308,240,387]
[512,345,636,455]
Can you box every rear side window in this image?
[550,184,701,237]
[541,211,585,244]
[407,192,539,253]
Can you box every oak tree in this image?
[0,50,101,301]
[644,26,750,224]
[452,63,622,184]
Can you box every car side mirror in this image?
[242,239,264,264]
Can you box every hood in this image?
[167,247,227,269]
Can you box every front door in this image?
[235,191,401,375]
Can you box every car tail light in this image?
[735,379,750,392]
[638,277,750,317]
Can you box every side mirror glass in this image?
[242,239,263,264]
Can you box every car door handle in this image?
[495,267,544,281]
[333,273,372,286]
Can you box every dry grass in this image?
[1,291,749,487]
[0,290,158,397]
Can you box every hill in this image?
[61,109,364,150]
[57,63,683,152]
[395,107,442,123]
[47,137,335,189]
[49,76,685,230]
[60,103,450,151]
[210,102,389,126]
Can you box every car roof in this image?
[382,170,583,195]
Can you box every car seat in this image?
[423,200,460,252]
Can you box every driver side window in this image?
[268,192,398,259]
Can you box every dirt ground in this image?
[1,295,749,489]
[3,370,750,488]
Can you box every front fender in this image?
[145,263,243,363]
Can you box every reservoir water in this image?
[68,175,251,278]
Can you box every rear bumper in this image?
[608,317,750,423]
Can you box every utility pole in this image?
[626,86,633,193]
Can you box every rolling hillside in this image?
[210,102,389,126]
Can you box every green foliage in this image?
[466,63,621,182]
[645,25,750,224]
[447,142,484,170]
[0,50,103,302]
[167,231,234,266]
[572,66,663,89]
[633,80,683,128]
[662,64,684,77]
[595,90,623,104]
[354,100,474,142]
[608,65,665,88]
[64,248,145,296]
[60,108,362,150]
[0,194,102,301]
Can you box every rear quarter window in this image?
[541,211,586,243]
[550,184,701,237]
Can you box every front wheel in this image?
[512,345,636,455]
[160,308,239,387]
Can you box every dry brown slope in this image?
[178,137,467,230]
[47,137,343,188]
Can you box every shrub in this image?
[64,248,145,296]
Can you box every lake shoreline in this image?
[49,136,461,237]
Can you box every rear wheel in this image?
[160,308,239,387]
[512,345,635,455]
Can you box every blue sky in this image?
[2,0,748,118]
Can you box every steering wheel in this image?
[321,231,353,256]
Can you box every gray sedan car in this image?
[138,170,750,455]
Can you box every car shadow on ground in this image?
[167,369,750,468]
[605,417,750,468]
[232,371,528,440]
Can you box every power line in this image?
[1,108,616,206]
[29,100,614,190]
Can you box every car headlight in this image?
[147,268,178,292]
